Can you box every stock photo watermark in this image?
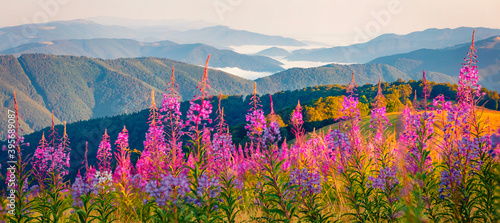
[342,0,404,61]
[213,0,244,21]
[6,109,17,215]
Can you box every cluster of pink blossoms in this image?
[33,144,71,177]
[186,100,213,131]
[245,109,266,142]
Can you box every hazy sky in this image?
[1,0,499,45]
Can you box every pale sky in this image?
[1,0,499,45]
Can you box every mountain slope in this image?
[370,36,500,90]
[0,54,256,140]
[255,47,291,57]
[1,39,284,72]
[286,27,500,63]
[255,63,413,93]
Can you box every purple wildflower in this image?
[145,173,190,206]
[367,166,399,191]
[290,168,322,196]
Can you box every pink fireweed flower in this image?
[435,32,491,200]
[249,82,262,112]
[339,96,360,121]
[263,95,282,146]
[48,111,60,149]
[404,111,435,175]
[211,131,235,164]
[291,101,304,126]
[245,109,266,143]
[232,145,250,178]
[209,94,235,171]
[245,83,266,145]
[143,125,167,154]
[186,100,213,131]
[398,104,415,159]
[162,96,183,128]
[339,94,363,155]
[421,71,429,109]
[113,126,132,181]
[458,30,482,106]
[137,91,169,180]
[162,96,182,115]
[32,134,71,181]
[185,55,213,140]
[369,107,391,144]
[96,130,112,173]
[161,74,186,175]
[136,124,168,180]
[300,134,330,177]
[458,66,482,106]
[202,127,212,146]
[160,82,188,175]
[214,94,228,133]
[291,101,305,143]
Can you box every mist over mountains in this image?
[1,39,285,72]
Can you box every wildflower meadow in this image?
[1,31,500,223]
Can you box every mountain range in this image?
[1,19,499,141]
[0,52,472,140]
[1,39,284,72]
[0,19,306,52]
[0,54,258,140]
[286,27,500,63]
[370,36,500,90]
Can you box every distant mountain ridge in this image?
[1,38,284,72]
[286,27,500,63]
[0,19,306,52]
[255,47,291,57]
[370,36,500,90]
